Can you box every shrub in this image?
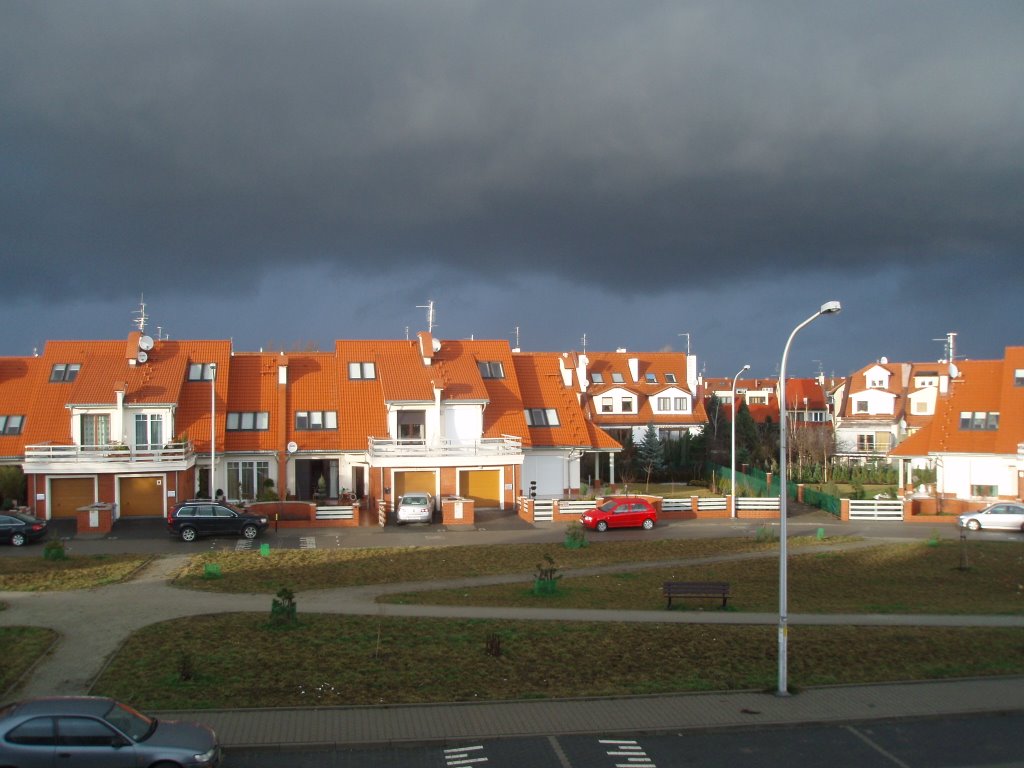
[270,587,298,627]
[43,540,66,561]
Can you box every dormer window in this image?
[188,363,216,381]
[348,362,376,380]
[960,411,999,430]
[525,408,559,427]
[49,363,80,382]
[665,373,677,383]
[1016,368,1024,386]
[645,373,657,384]
[228,412,270,431]
[296,411,338,430]
[591,372,604,384]
[478,361,505,379]
[621,398,634,412]
[611,372,624,383]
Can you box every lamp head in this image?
[819,300,842,315]
[742,364,751,371]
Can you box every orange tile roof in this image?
[0,356,45,457]
[514,352,610,449]
[335,341,389,450]
[284,352,340,451]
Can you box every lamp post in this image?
[777,300,841,696]
[209,362,217,499]
[730,363,750,517]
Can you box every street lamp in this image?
[209,362,217,499]
[730,363,750,517]
[777,300,841,696]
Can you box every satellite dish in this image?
[137,350,149,364]
[287,441,298,454]
[139,335,154,351]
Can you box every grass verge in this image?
[382,540,1024,615]
[91,614,1024,710]
[171,536,856,593]
[0,627,59,694]
[0,555,153,591]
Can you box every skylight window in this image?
[49,363,80,382]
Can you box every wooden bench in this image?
[662,581,731,609]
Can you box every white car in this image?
[396,492,434,524]
[958,502,1024,532]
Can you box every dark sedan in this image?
[0,512,48,547]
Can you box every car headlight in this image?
[192,745,218,765]
[259,517,268,524]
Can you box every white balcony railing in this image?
[24,442,194,464]
[367,435,522,458]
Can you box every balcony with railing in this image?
[367,435,522,459]
[24,441,195,467]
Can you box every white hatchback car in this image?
[396,492,434,524]
[958,502,1024,532]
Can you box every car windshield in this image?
[403,495,428,505]
[12,513,37,523]
[104,701,154,741]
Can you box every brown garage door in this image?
[459,470,501,508]
[119,476,165,517]
[394,471,436,509]
[50,477,95,518]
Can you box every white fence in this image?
[848,499,904,521]
[736,496,780,511]
[530,498,554,522]
[315,505,356,521]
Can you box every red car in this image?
[580,497,657,532]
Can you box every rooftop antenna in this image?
[677,332,690,355]
[133,295,149,333]
[514,325,520,349]
[405,326,409,341]
[580,333,587,353]
[933,331,959,363]
[416,299,436,335]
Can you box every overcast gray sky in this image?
[2,1,1021,377]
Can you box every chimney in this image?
[628,357,639,383]
[418,331,435,365]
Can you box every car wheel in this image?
[642,518,654,530]
[11,532,26,547]
[966,519,981,531]
[180,526,198,542]
[596,520,608,532]
[241,524,259,540]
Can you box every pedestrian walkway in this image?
[1,547,1022,749]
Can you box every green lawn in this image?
[382,540,1024,615]
[0,627,58,694]
[171,536,838,593]
[0,554,152,591]
[91,615,1024,709]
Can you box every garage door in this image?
[459,470,501,508]
[393,471,436,508]
[50,477,95,519]
[119,476,165,517]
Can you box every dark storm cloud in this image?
[1,1,1022,308]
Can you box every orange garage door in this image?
[50,477,96,518]
[459,470,501,508]
[393,471,436,509]
[119,476,165,517]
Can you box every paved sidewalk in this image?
[158,676,1024,749]
[2,547,1022,749]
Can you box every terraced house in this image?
[0,329,642,523]
[889,346,1024,503]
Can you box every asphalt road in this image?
[226,712,1024,768]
